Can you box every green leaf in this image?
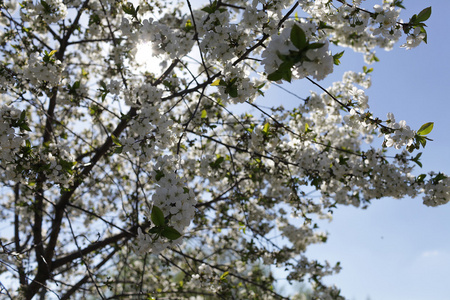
[155,169,165,181]
[201,0,225,14]
[19,110,26,123]
[211,79,222,86]
[227,85,238,98]
[89,14,101,26]
[201,109,207,119]
[416,135,427,148]
[268,60,294,82]
[267,70,284,81]
[279,61,293,82]
[262,122,270,134]
[333,51,344,65]
[148,226,162,234]
[416,174,426,183]
[305,123,311,133]
[369,54,380,63]
[416,7,432,23]
[209,156,224,169]
[363,66,373,74]
[161,226,182,240]
[201,6,214,14]
[412,152,423,168]
[318,21,334,30]
[185,19,193,31]
[282,69,292,82]
[420,26,428,44]
[122,2,136,15]
[40,0,52,13]
[151,206,166,227]
[432,173,447,184]
[290,24,307,50]
[20,123,31,132]
[111,134,122,146]
[113,146,123,154]
[417,122,434,135]
[219,271,229,281]
[393,0,405,9]
[308,42,325,50]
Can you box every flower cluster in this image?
[21,0,68,24]
[22,52,62,87]
[371,4,402,40]
[190,263,220,293]
[122,104,180,161]
[262,20,334,81]
[134,156,196,255]
[120,17,195,61]
[214,66,263,104]
[383,112,415,149]
[279,222,327,252]
[0,105,27,168]
[422,174,450,207]
[401,27,427,50]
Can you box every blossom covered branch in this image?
[0,0,446,299]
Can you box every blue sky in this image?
[261,1,450,299]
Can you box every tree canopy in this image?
[0,0,447,299]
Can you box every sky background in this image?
[251,1,450,299]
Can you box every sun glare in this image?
[135,42,163,74]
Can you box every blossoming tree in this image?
[0,0,446,299]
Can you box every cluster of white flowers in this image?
[21,0,67,24]
[262,20,334,81]
[120,17,195,61]
[0,105,76,186]
[371,4,402,40]
[122,105,180,161]
[12,142,75,188]
[288,255,342,287]
[190,263,219,292]
[0,105,26,168]
[279,222,327,252]
[422,174,450,207]
[215,66,262,104]
[0,68,14,93]
[383,112,415,149]
[348,86,369,112]
[36,144,75,188]
[151,156,196,230]
[107,80,122,96]
[0,0,18,26]
[401,27,427,50]
[134,156,196,255]
[199,10,239,62]
[135,83,163,104]
[300,1,415,65]
[342,70,372,89]
[22,52,62,87]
